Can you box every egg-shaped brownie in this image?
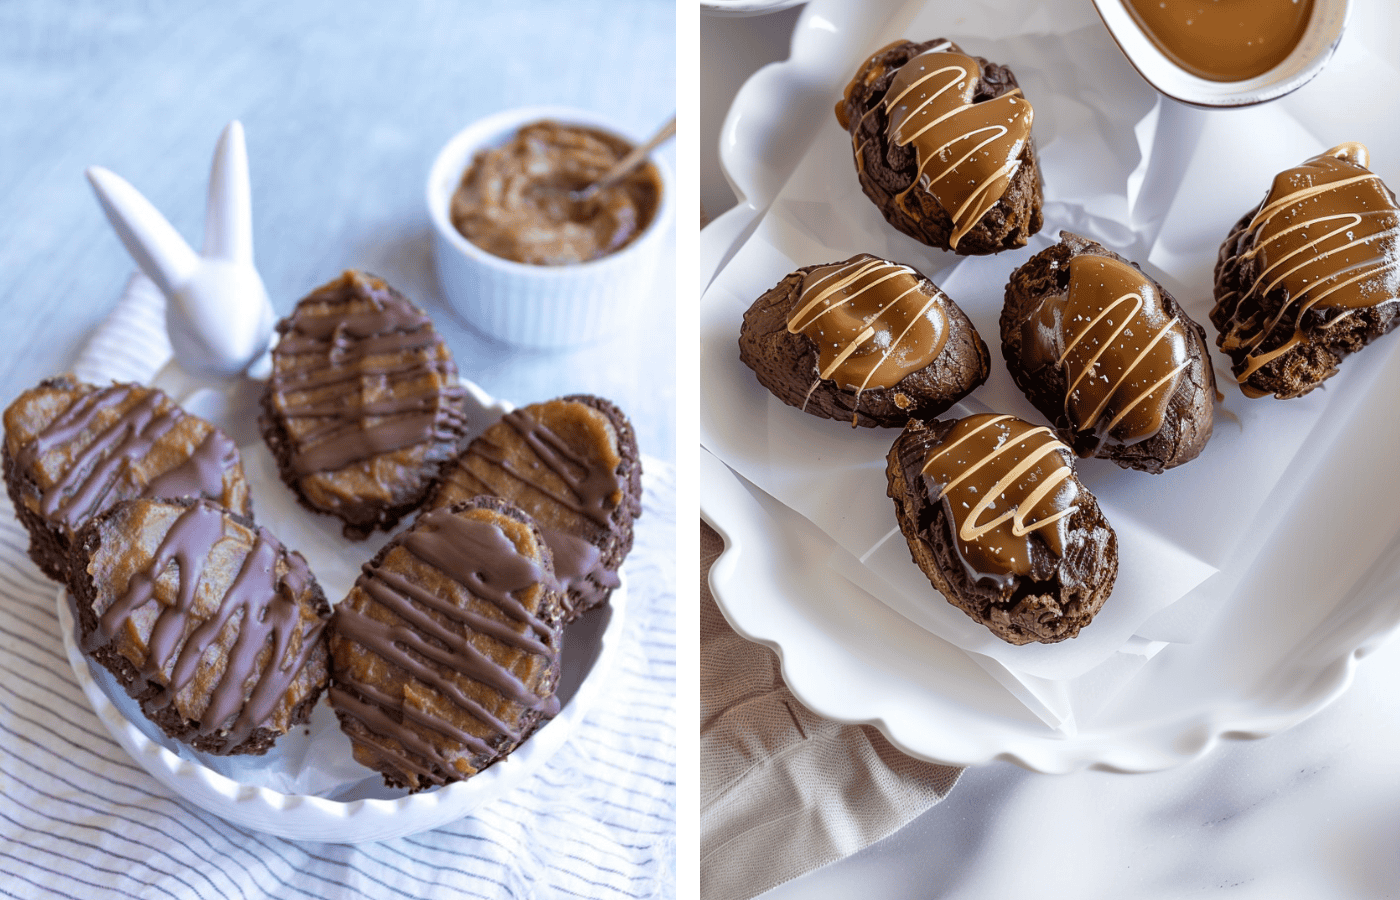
[3,376,250,582]
[834,38,1044,255]
[886,413,1117,645]
[428,395,641,622]
[70,497,330,755]
[739,254,990,428]
[260,271,469,538]
[328,496,564,791]
[1001,232,1216,473]
[1212,142,1400,399]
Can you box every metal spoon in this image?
[573,114,676,202]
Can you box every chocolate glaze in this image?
[919,413,1080,589]
[1022,254,1190,449]
[1213,143,1400,396]
[788,255,950,407]
[542,527,619,609]
[484,408,622,528]
[17,383,236,532]
[433,396,639,621]
[866,41,1034,250]
[330,505,562,787]
[269,271,467,476]
[84,499,325,746]
[146,429,240,501]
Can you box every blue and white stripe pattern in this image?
[0,280,676,899]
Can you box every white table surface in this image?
[701,4,1400,898]
[0,0,677,464]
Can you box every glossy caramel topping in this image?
[788,255,949,398]
[269,271,467,477]
[1215,144,1400,392]
[1126,0,1313,82]
[329,505,561,788]
[872,42,1033,249]
[920,414,1080,586]
[1023,255,1190,447]
[85,500,325,746]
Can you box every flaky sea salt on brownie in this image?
[835,39,1044,255]
[887,414,1117,645]
[1212,142,1400,399]
[260,270,469,538]
[1001,232,1216,473]
[328,496,565,792]
[739,254,990,428]
[3,376,251,582]
[69,497,330,755]
[427,395,642,622]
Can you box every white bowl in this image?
[426,106,673,349]
[701,0,808,17]
[1091,0,1350,108]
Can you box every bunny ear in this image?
[86,166,199,299]
[202,120,254,264]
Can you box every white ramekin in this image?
[426,106,673,349]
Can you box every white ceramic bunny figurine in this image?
[86,121,276,400]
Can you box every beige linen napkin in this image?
[701,522,962,900]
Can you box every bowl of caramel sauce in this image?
[1093,0,1350,107]
[427,107,672,348]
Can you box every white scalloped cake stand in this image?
[59,379,628,841]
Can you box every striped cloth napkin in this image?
[0,275,676,899]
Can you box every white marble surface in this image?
[703,2,1400,897]
[0,0,676,462]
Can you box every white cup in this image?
[426,106,673,349]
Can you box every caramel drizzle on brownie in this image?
[1042,255,1190,446]
[270,272,467,475]
[1214,143,1400,393]
[330,508,561,787]
[18,383,235,533]
[920,414,1079,585]
[787,255,949,423]
[857,41,1033,249]
[86,500,324,746]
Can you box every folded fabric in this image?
[701,522,960,900]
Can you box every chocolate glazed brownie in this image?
[70,498,329,755]
[260,271,469,538]
[739,254,990,428]
[428,395,642,622]
[835,39,1044,255]
[1001,232,1216,473]
[328,497,564,791]
[887,414,1117,645]
[1212,142,1400,399]
[3,376,251,582]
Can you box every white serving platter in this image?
[59,378,627,841]
[700,0,1400,772]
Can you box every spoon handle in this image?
[580,114,676,200]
